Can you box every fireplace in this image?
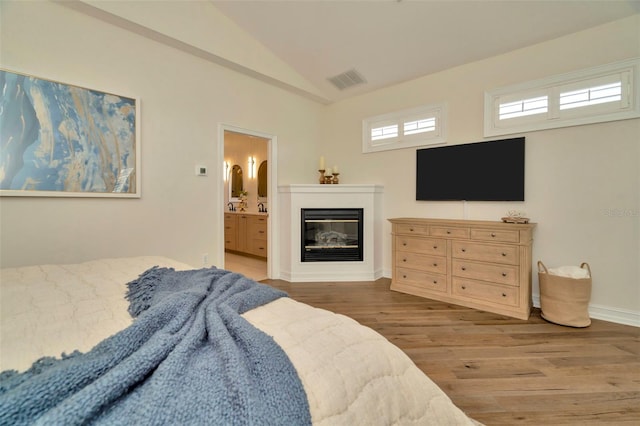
[301,208,363,262]
[278,184,383,282]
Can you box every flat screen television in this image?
[416,137,525,201]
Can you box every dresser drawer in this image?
[396,236,446,256]
[452,241,519,265]
[452,260,519,286]
[453,278,519,307]
[430,226,470,239]
[395,224,429,236]
[471,228,520,243]
[395,268,447,293]
[395,252,447,274]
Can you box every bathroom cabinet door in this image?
[224,214,238,251]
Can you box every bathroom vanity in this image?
[224,212,268,258]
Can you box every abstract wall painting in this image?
[0,69,140,197]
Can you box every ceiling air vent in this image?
[327,69,367,91]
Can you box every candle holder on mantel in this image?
[318,169,340,184]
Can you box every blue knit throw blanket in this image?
[0,267,311,425]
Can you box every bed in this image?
[0,256,479,425]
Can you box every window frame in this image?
[484,58,640,137]
[362,102,447,153]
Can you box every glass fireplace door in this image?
[301,208,363,262]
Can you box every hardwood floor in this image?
[262,278,640,425]
[225,252,267,281]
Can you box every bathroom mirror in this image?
[257,161,268,198]
[230,164,243,199]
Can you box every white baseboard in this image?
[278,268,384,283]
[532,296,639,327]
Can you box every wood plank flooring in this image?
[225,252,267,281]
[262,278,640,425]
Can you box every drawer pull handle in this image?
[432,280,438,284]
[403,242,407,246]
[403,275,407,279]
[461,267,466,271]
[433,245,438,249]
[446,230,451,234]
[259,231,265,234]
[461,285,466,290]
[491,233,496,237]
[433,263,438,267]
[502,253,507,257]
[502,293,507,297]
[409,227,414,232]
[461,248,466,253]
[502,272,507,277]
[403,258,407,262]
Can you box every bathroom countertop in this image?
[224,211,268,216]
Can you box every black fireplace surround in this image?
[301,208,364,262]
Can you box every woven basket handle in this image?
[581,262,591,278]
[537,261,548,273]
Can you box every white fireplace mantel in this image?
[278,184,384,282]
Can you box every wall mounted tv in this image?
[416,137,525,201]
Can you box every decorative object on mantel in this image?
[318,156,340,184]
[318,169,327,184]
[319,170,340,184]
[502,210,530,223]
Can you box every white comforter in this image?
[0,257,478,425]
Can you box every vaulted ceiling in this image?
[211,0,640,102]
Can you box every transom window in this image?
[404,117,436,135]
[485,58,639,136]
[560,82,622,110]
[499,96,548,120]
[371,124,398,141]
[363,103,446,153]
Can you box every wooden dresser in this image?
[389,218,535,320]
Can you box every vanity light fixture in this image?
[223,161,230,181]
[248,156,256,179]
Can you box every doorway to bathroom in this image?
[221,125,276,281]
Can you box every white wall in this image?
[0,1,322,269]
[321,15,640,324]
